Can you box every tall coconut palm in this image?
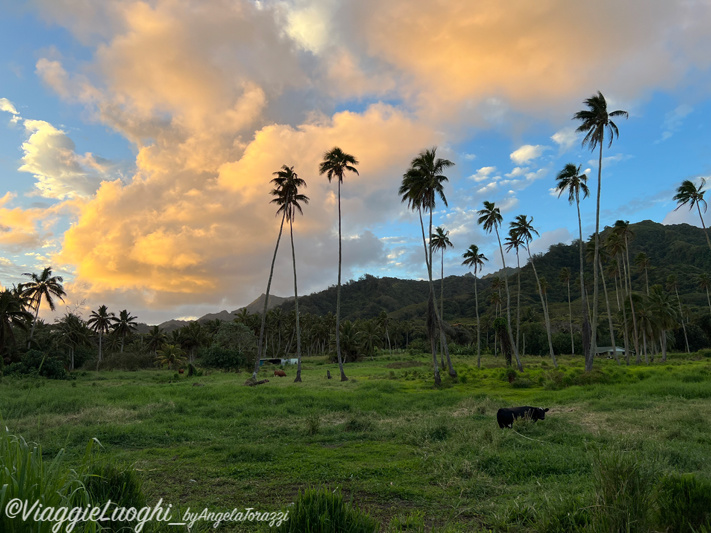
[112,309,138,352]
[559,267,575,355]
[87,305,115,370]
[146,326,167,356]
[320,147,359,382]
[509,215,556,367]
[462,244,487,368]
[271,165,309,382]
[647,284,678,362]
[504,231,523,355]
[555,163,591,362]
[613,220,640,360]
[574,92,628,370]
[400,148,457,382]
[21,267,66,347]
[56,313,91,371]
[254,165,294,379]
[697,273,711,314]
[674,179,711,253]
[431,225,453,368]
[478,201,522,370]
[605,233,631,364]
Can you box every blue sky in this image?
[1,0,710,324]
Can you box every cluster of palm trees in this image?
[254,147,359,383]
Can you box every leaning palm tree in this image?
[399,147,457,383]
[478,201,522,370]
[431,226,453,368]
[555,163,591,362]
[271,165,309,382]
[559,267,574,355]
[87,305,115,370]
[574,92,628,370]
[112,309,138,352]
[509,214,557,367]
[320,147,359,382]
[21,267,66,347]
[674,179,711,253]
[462,245,487,368]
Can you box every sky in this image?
[1,0,710,325]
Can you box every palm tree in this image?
[574,92,628,370]
[399,147,457,383]
[146,326,167,355]
[605,233,631,364]
[112,309,138,352]
[56,313,91,370]
[509,215,556,367]
[462,244,487,368]
[478,201,522,370]
[156,344,186,370]
[177,321,205,363]
[320,147,359,382]
[431,225,453,368]
[559,267,574,355]
[647,284,678,362]
[555,163,591,362]
[87,305,115,369]
[613,220,640,360]
[0,290,33,362]
[504,231,523,355]
[20,267,66,347]
[254,165,292,379]
[271,165,309,382]
[674,179,711,253]
[666,274,690,353]
[697,273,711,315]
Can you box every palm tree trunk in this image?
[600,257,620,364]
[417,208,441,385]
[254,212,286,380]
[336,180,347,381]
[675,287,690,353]
[290,218,303,383]
[589,141,603,372]
[439,248,446,369]
[697,203,711,254]
[475,275,481,368]
[576,195,591,365]
[623,236,641,363]
[527,247,557,367]
[27,295,41,348]
[661,331,667,362]
[495,227,522,371]
[567,278,574,355]
[706,287,711,315]
[616,260,631,365]
[96,331,103,372]
[428,208,456,378]
[515,251,521,354]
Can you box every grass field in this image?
[2,352,711,531]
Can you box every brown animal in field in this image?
[327,370,332,379]
[274,370,287,377]
[178,368,184,374]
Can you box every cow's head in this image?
[533,407,549,421]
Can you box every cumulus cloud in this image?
[510,144,547,164]
[0,98,20,123]
[18,120,108,199]
[551,127,578,152]
[470,166,498,182]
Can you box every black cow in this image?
[497,406,549,428]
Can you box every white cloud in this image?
[659,104,693,142]
[470,166,498,182]
[0,98,19,116]
[551,126,578,151]
[18,119,108,200]
[510,144,547,164]
[506,166,526,178]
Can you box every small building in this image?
[259,358,299,366]
[595,346,627,358]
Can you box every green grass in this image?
[1,353,711,531]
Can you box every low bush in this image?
[4,349,69,379]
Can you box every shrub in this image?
[655,473,711,532]
[200,346,247,371]
[270,487,378,532]
[5,349,69,379]
[99,351,156,371]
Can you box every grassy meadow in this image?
[2,352,711,532]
